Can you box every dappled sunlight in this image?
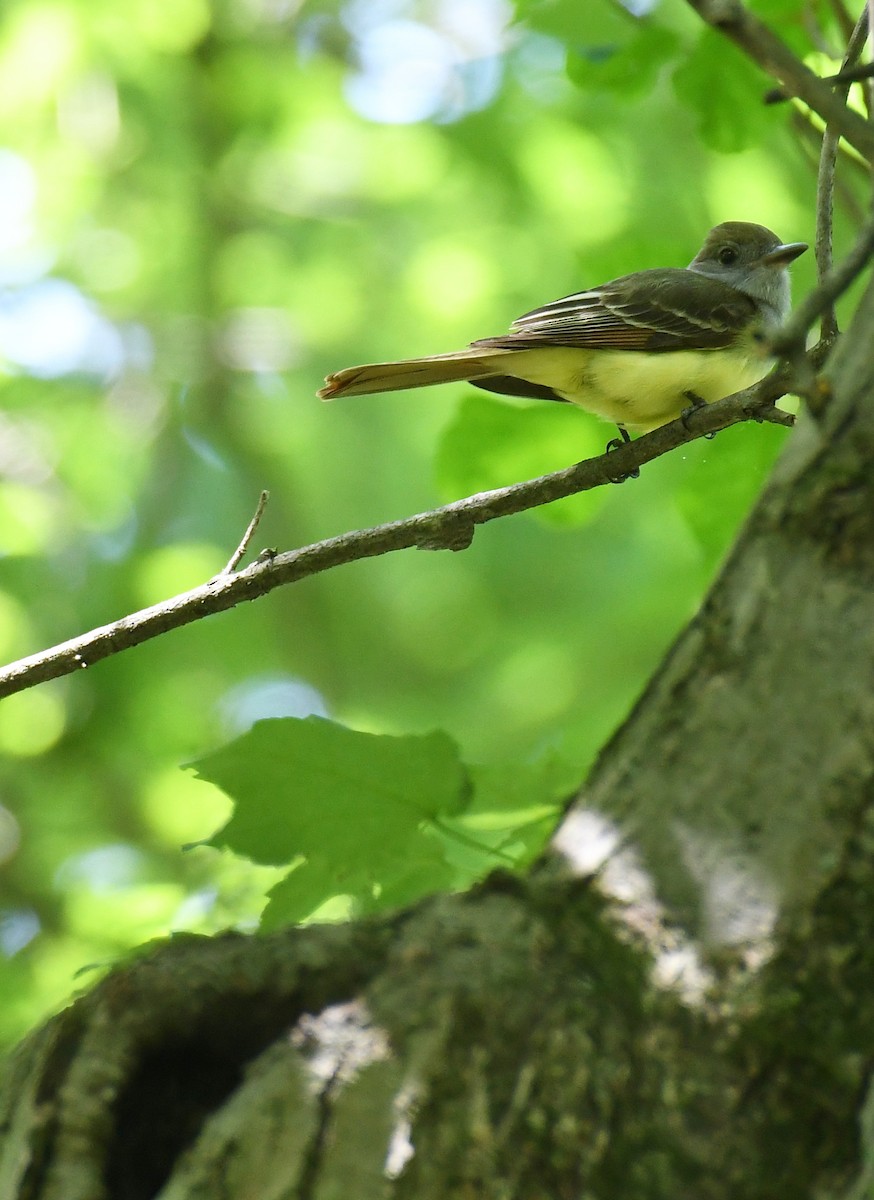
[0,688,65,756]
[0,279,126,378]
[342,0,510,124]
[218,673,331,731]
[0,907,39,956]
[554,807,775,1003]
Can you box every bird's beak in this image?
[760,241,808,267]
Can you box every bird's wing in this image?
[472,268,759,353]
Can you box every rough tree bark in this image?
[2,269,873,1199]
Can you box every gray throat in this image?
[691,262,791,327]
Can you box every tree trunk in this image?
[3,280,874,1200]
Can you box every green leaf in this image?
[260,847,457,929]
[568,21,681,96]
[259,860,338,930]
[194,717,469,868]
[192,719,574,928]
[436,755,577,872]
[515,0,631,44]
[672,29,781,152]
[745,0,811,52]
[436,394,610,527]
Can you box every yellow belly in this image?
[497,343,770,433]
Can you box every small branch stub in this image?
[221,490,270,575]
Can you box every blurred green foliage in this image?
[0,0,857,1047]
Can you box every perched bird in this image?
[318,222,807,435]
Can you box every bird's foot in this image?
[681,390,716,439]
[604,427,639,482]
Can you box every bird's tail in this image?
[318,348,508,400]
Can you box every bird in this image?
[317,222,807,436]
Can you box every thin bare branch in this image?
[791,109,868,227]
[816,123,840,320]
[685,0,874,159]
[770,205,874,356]
[767,65,874,102]
[825,61,874,87]
[0,381,800,702]
[826,0,858,43]
[766,63,874,104]
[815,8,871,340]
[221,490,270,575]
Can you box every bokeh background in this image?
[0,0,848,1047]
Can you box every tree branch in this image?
[685,0,874,160]
[815,8,870,341]
[0,382,799,701]
[221,489,271,574]
[769,203,874,357]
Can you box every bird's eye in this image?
[718,245,738,265]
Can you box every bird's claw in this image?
[604,428,639,482]
[681,390,715,439]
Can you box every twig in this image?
[815,133,839,305]
[803,1,843,57]
[815,9,870,341]
[790,109,868,224]
[827,0,858,43]
[826,61,874,87]
[816,125,842,341]
[0,381,799,701]
[685,0,874,159]
[769,206,874,356]
[221,490,270,574]
[766,63,874,103]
